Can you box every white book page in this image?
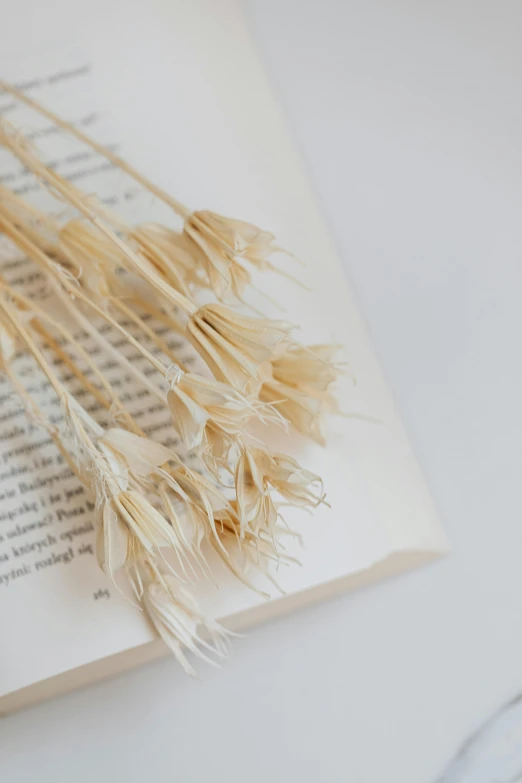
[0,0,447,700]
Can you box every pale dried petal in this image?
[188,303,292,392]
[112,490,182,558]
[160,482,206,557]
[270,344,341,393]
[168,369,256,453]
[260,379,325,445]
[96,501,129,578]
[234,446,324,536]
[143,574,228,677]
[167,385,209,450]
[187,210,276,262]
[132,224,196,297]
[100,428,172,476]
[259,344,342,444]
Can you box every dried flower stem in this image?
[0,212,169,377]
[46,275,166,402]
[0,126,197,314]
[0,81,192,220]
[0,281,135,424]
[34,321,115,412]
[108,295,188,370]
[0,88,346,673]
[125,294,186,337]
[2,360,83,480]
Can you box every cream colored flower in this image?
[270,344,340,397]
[93,429,182,577]
[143,571,228,677]
[167,368,255,451]
[158,479,208,576]
[260,344,341,444]
[199,421,236,479]
[156,460,234,577]
[235,446,324,536]
[212,503,300,597]
[132,223,199,298]
[184,210,276,299]
[235,448,278,536]
[188,303,292,393]
[95,489,184,577]
[161,465,232,551]
[99,427,172,478]
[59,220,122,302]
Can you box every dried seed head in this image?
[167,368,256,451]
[199,420,236,480]
[110,490,183,561]
[186,210,277,266]
[260,344,342,444]
[91,429,181,580]
[187,303,293,393]
[143,571,229,677]
[158,479,208,571]
[58,220,123,302]
[270,344,341,395]
[183,210,269,299]
[132,224,199,298]
[235,448,278,537]
[211,503,299,596]
[235,446,324,535]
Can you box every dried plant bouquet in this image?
[0,83,342,675]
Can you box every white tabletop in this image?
[2,1,522,781]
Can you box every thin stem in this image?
[0,295,109,447]
[0,128,197,314]
[35,322,113,410]
[9,368,84,481]
[0,280,135,426]
[0,80,191,220]
[133,230,194,299]
[0,192,190,374]
[0,297,64,401]
[0,211,170,377]
[33,321,140,434]
[0,183,60,231]
[47,275,166,402]
[109,296,188,371]
[127,294,186,336]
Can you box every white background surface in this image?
[2,1,522,781]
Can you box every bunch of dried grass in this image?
[0,81,344,674]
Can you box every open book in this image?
[0,0,448,714]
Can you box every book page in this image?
[0,0,447,700]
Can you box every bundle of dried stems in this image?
[0,82,342,675]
